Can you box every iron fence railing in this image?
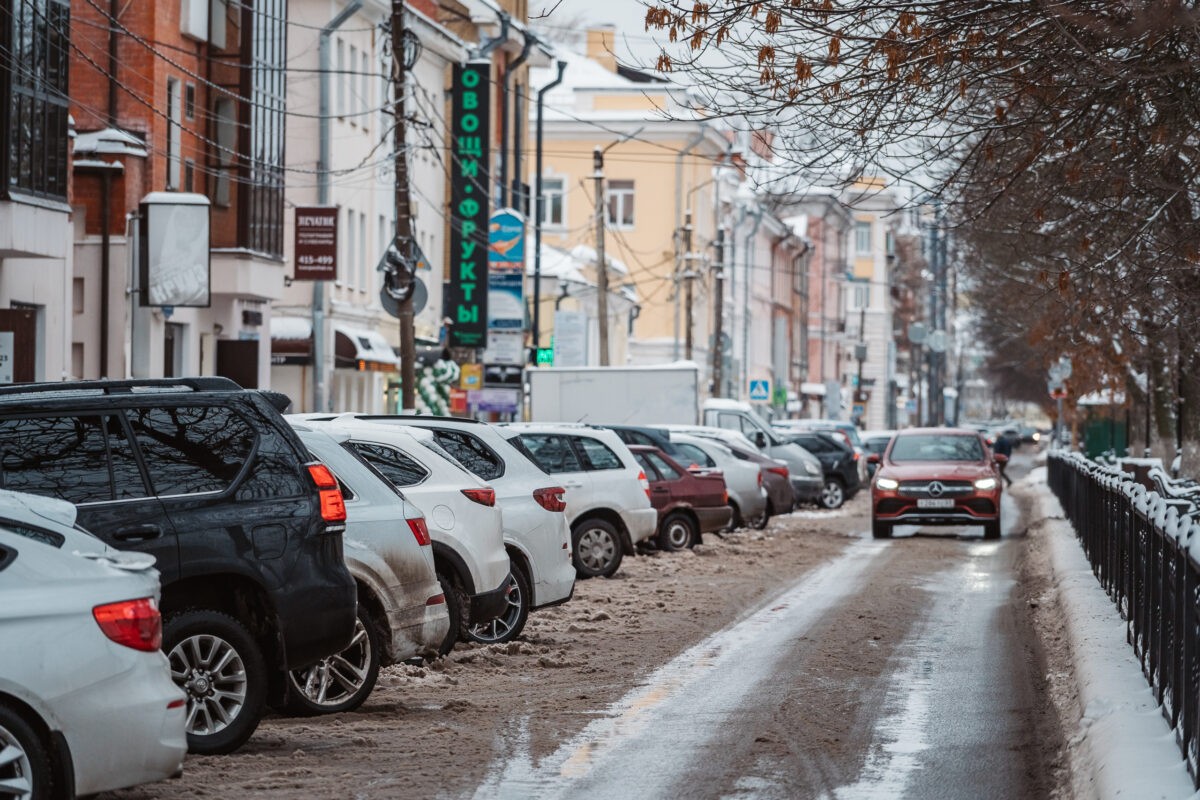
[1047,452,1200,785]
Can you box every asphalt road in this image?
[475,452,1060,800]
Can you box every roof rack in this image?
[358,414,485,426]
[0,376,243,401]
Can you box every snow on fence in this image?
[1048,451,1200,787]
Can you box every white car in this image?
[289,425,450,711]
[350,415,576,644]
[0,491,187,797]
[290,415,510,653]
[670,433,768,530]
[505,423,657,579]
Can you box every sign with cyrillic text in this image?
[446,61,491,348]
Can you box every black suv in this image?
[0,378,356,754]
[782,431,861,509]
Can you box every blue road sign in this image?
[749,379,770,402]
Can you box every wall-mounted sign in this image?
[553,310,586,368]
[445,61,491,349]
[460,362,483,391]
[485,330,524,364]
[0,332,12,384]
[476,387,520,413]
[488,208,525,271]
[488,273,524,330]
[293,206,338,281]
[139,192,211,307]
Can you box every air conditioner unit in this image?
[180,0,208,42]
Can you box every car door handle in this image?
[652,486,669,493]
[111,524,163,542]
[563,481,584,489]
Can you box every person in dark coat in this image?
[993,433,1014,486]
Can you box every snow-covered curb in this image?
[1027,466,1198,800]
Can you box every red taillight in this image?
[462,487,496,507]
[757,471,763,487]
[767,465,789,478]
[426,593,445,606]
[307,463,347,524]
[638,470,651,499]
[723,490,729,504]
[533,487,567,512]
[407,517,431,546]
[93,597,161,652]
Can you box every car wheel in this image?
[872,518,893,539]
[467,561,531,645]
[984,519,1002,540]
[164,610,267,755]
[723,501,742,533]
[820,478,846,509]
[658,512,698,552]
[749,500,772,531]
[284,605,380,716]
[436,573,470,656]
[0,703,51,800]
[572,518,624,579]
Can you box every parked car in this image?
[773,418,868,482]
[290,425,449,712]
[628,445,733,550]
[663,423,824,506]
[870,428,1006,540]
[0,378,357,754]
[779,430,862,509]
[699,400,826,503]
[350,415,576,644]
[862,430,896,478]
[670,433,767,530]
[506,423,658,579]
[293,416,510,654]
[0,490,188,797]
[605,424,684,457]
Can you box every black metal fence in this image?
[1047,452,1200,785]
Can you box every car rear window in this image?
[126,406,254,496]
[430,429,504,481]
[518,434,583,474]
[0,415,145,504]
[676,443,715,468]
[645,451,682,480]
[890,434,984,462]
[349,442,429,487]
[576,437,623,471]
[0,520,64,548]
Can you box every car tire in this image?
[749,500,772,531]
[284,604,381,716]
[723,501,743,532]
[436,573,470,656]
[820,477,846,509]
[164,610,268,755]
[659,512,698,551]
[872,519,893,539]
[0,703,52,800]
[984,519,1002,540]
[572,518,624,579]
[467,561,531,645]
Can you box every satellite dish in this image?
[908,322,928,344]
[379,277,427,319]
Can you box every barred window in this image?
[4,0,70,201]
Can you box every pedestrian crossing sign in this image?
[749,379,770,401]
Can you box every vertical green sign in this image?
[446,61,491,348]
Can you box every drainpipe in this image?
[102,0,119,377]
[729,201,748,396]
[673,128,706,360]
[500,31,532,210]
[742,207,763,399]
[314,0,363,412]
[532,59,567,356]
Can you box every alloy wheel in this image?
[469,575,523,643]
[0,723,33,800]
[665,519,692,549]
[168,633,249,737]
[578,526,616,571]
[288,618,372,707]
[821,480,844,509]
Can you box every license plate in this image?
[917,498,955,509]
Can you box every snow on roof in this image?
[783,215,809,238]
[272,316,313,341]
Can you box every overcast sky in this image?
[531,0,665,68]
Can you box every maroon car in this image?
[629,445,733,551]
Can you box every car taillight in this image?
[93,597,161,652]
[307,463,347,524]
[757,471,763,487]
[533,487,567,512]
[462,487,496,507]
[723,490,729,504]
[407,517,431,546]
[426,593,445,606]
[767,465,789,478]
[638,470,651,499]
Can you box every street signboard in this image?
[485,330,524,364]
[446,61,491,348]
[772,386,788,406]
[749,379,770,402]
[460,363,483,391]
[553,310,586,368]
[476,387,520,413]
[0,332,12,384]
[139,192,211,307]
[487,272,524,330]
[488,209,525,271]
[293,205,338,281]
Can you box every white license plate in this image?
[917,498,955,509]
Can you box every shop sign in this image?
[445,61,491,348]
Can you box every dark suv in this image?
[0,378,356,755]
[782,431,861,509]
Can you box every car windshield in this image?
[890,434,984,463]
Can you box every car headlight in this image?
[876,477,899,491]
[805,462,821,476]
[974,477,997,491]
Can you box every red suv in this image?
[869,428,1006,540]
[629,445,733,551]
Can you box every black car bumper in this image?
[469,575,511,624]
[790,475,823,503]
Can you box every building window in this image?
[849,282,870,311]
[348,45,358,124]
[336,39,345,118]
[541,177,565,228]
[166,78,182,190]
[359,210,367,291]
[345,207,355,288]
[212,97,235,206]
[360,50,370,133]
[240,0,286,257]
[855,221,872,255]
[183,159,195,192]
[4,0,71,201]
[606,180,634,228]
[184,83,196,119]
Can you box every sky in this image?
[531,0,665,69]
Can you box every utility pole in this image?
[593,147,610,366]
[391,0,416,410]
[711,227,725,396]
[683,210,695,360]
[855,304,867,424]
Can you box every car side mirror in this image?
[867,453,881,464]
[753,431,767,449]
[994,453,1009,465]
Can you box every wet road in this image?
[476,455,1057,800]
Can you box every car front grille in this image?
[898,480,975,498]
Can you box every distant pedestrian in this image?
[993,434,1013,486]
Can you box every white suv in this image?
[291,416,510,654]
[506,423,657,579]
[355,415,576,644]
